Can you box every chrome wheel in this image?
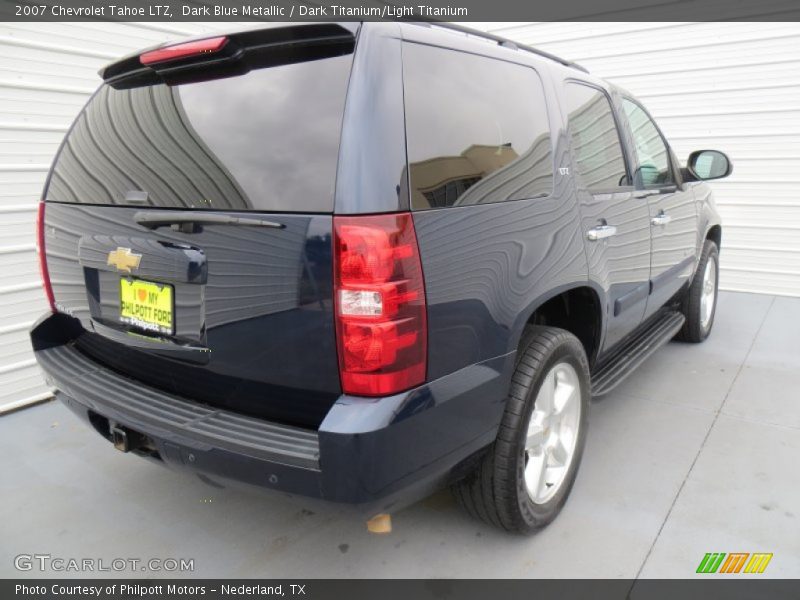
[700,255,717,330]
[524,362,582,504]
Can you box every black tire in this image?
[452,326,590,533]
[676,240,719,343]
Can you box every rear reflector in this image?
[36,202,56,313]
[334,213,427,397]
[140,36,229,66]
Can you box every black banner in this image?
[2,0,800,22]
[3,579,800,600]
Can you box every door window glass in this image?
[622,98,675,187]
[564,82,629,190]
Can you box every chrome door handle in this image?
[651,214,672,226]
[586,224,617,241]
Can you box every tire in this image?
[676,240,719,343]
[452,326,590,533]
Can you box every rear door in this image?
[41,25,357,428]
[562,81,652,352]
[619,97,698,319]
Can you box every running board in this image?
[591,311,685,396]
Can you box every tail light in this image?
[334,213,427,396]
[140,36,229,66]
[36,202,56,313]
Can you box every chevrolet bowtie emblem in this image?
[107,247,142,273]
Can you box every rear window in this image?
[403,43,553,210]
[45,54,353,212]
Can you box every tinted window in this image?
[622,98,674,187]
[403,43,553,210]
[45,54,353,212]
[564,82,628,190]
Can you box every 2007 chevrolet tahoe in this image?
[31,22,730,533]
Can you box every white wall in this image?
[477,22,800,298]
[1,21,799,411]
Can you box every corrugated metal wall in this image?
[479,22,800,297]
[1,21,798,411]
[0,22,228,412]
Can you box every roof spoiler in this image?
[99,23,358,89]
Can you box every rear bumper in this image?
[32,313,512,515]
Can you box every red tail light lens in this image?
[334,213,427,396]
[140,36,229,66]
[36,202,56,313]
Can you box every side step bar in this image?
[591,311,685,396]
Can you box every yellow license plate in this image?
[119,279,174,335]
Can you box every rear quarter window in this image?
[403,43,554,210]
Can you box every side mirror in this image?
[686,150,732,181]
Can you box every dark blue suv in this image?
[31,22,730,533]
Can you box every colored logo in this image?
[696,552,773,574]
[107,247,142,273]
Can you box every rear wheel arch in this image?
[514,285,604,368]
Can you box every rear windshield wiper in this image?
[134,210,285,233]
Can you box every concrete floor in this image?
[1,291,798,578]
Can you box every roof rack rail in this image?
[421,22,590,74]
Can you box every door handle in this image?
[651,213,672,226]
[586,224,617,241]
